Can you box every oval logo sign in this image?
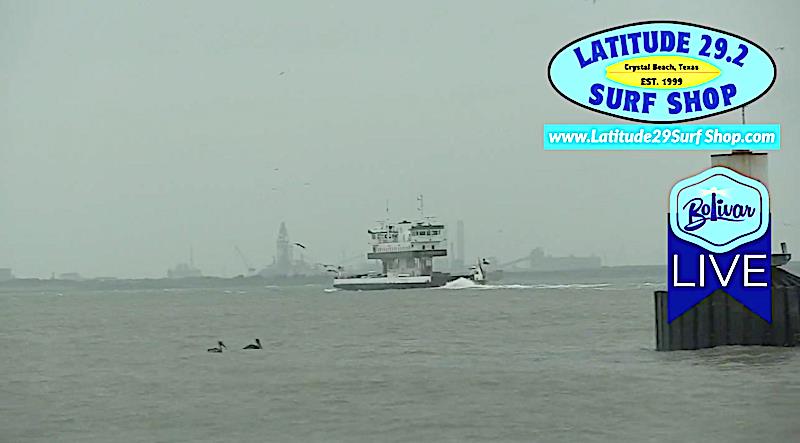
[548,21,776,123]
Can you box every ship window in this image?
[431,230,438,235]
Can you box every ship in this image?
[499,247,602,273]
[333,213,487,291]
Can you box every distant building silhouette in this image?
[167,247,203,278]
[58,272,84,281]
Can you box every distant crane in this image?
[234,245,257,275]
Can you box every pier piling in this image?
[654,267,800,350]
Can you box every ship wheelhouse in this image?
[366,220,448,277]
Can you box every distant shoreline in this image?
[4,263,797,293]
[0,265,668,292]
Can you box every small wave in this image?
[490,284,536,289]
[533,283,611,289]
[323,288,339,293]
[440,280,617,290]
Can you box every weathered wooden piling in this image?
[655,266,800,351]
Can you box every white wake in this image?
[439,279,612,290]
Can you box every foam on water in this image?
[533,283,611,289]
[440,279,614,291]
[439,278,535,290]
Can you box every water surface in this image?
[2,270,798,442]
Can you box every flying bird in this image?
[776,46,785,50]
[294,243,306,249]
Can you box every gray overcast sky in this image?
[1,0,798,278]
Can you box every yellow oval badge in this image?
[606,56,720,89]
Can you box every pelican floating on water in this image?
[207,341,227,353]
[243,339,262,350]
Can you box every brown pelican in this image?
[243,339,262,350]
[207,341,227,353]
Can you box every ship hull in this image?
[332,272,483,291]
[333,281,440,290]
[334,272,461,291]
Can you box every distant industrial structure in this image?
[167,263,202,279]
[443,221,600,274]
[57,272,84,281]
[499,247,602,272]
[167,248,203,279]
[450,220,465,271]
[258,222,322,278]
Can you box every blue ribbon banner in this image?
[668,220,771,322]
[667,166,771,322]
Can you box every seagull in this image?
[207,341,227,353]
[294,242,306,249]
[776,46,785,50]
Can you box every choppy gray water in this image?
[2,270,799,442]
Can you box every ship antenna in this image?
[417,194,424,219]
